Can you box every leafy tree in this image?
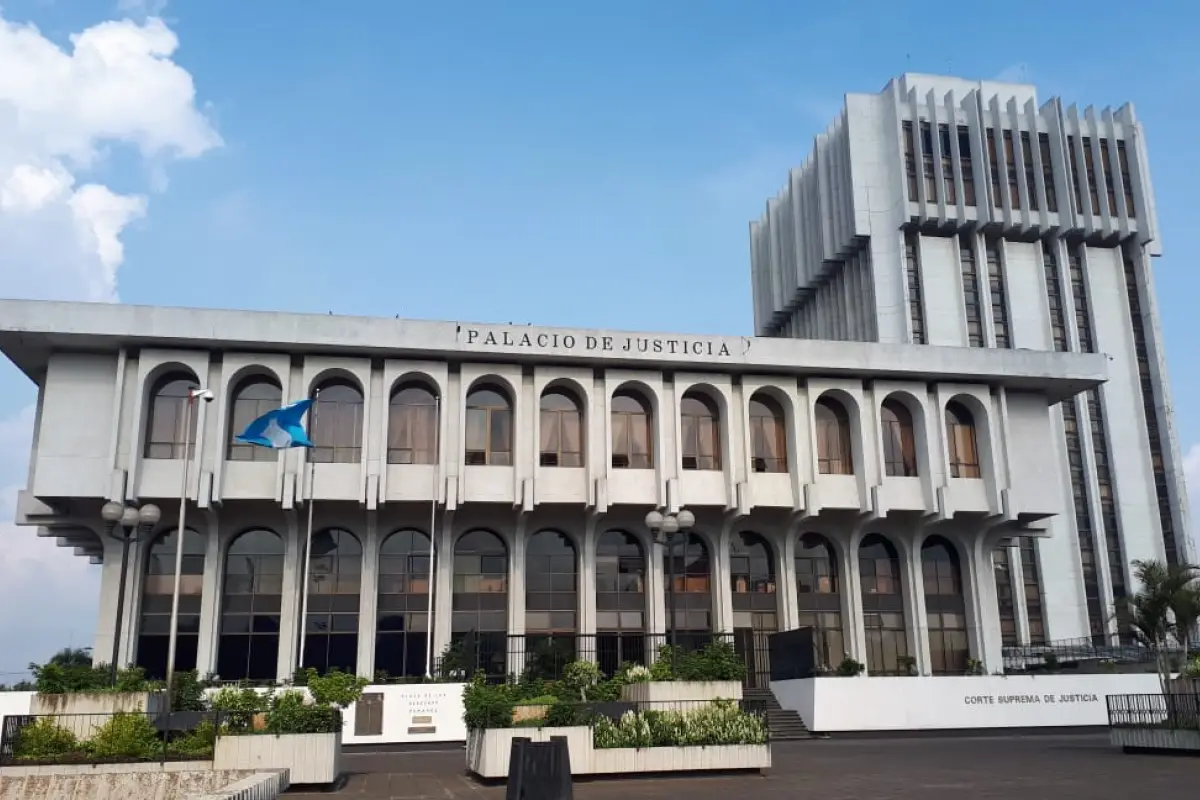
[47,648,94,668]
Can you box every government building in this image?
[1,74,1189,690]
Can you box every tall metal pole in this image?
[164,393,197,709]
[110,529,132,686]
[423,396,440,679]
[297,390,320,673]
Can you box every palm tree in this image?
[1116,559,1200,693]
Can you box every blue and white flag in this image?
[235,399,315,449]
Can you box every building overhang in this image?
[0,299,1107,402]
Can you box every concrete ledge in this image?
[1,761,214,777]
[620,681,743,707]
[213,732,341,785]
[184,770,290,800]
[1111,727,1200,753]
[0,767,262,800]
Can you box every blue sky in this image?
[0,0,1197,674]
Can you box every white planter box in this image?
[29,692,167,741]
[213,732,342,785]
[620,681,743,708]
[1111,727,1200,752]
[465,727,769,778]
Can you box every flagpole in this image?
[166,388,210,710]
[297,390,319,674]
[424,396,440,679]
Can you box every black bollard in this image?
[506,736,573,800]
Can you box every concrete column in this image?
[506,515,527,676]
[713,525,734,634]
[904,534,931,675]
[967,534,1004,673]
[647,532,666,637]
[841,533,868,667]
[579,514,598,658]
[779,528,799,631]
[195,513,222,677]
[91,536,123,668]
[432,514,455,666]
[356,511,379,680]
[275,513,301,681]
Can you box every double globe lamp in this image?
[644,508,694,650]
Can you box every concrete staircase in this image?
[744,687,812,741]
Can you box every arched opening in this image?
[945,401,981,478]
[731,531,777,686]
[388,383,439,464]
[922,536,968,675]
[144,372,198,459]
[815,396,853,475]
[881,398,918,477]
[663,532,712,650]
[135,528,204,679]
[596,531,646,674]
[217,529,285,681]
[858,534,909,675]
[680,391,721,471]
[452,530,508,677]
[611,389,653,469]
[302,528,362,675]
[796,533,844,671]
[375,529,432,679]
[748,394,788,473]
[311,379,364,464]
[228,376,283,461]
[539,389,584,467]
[465,384,513,466]
[524,530,578,679]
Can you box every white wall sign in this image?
[771,674,1162,732]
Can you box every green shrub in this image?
[562,661,601,701]
[209,686,268,732]
[835,658,864,677]
[170,670,206,712]
[592,703,767,749]
[88,713,162,760]
[305,669,369,709]
[166,720,219,758]
[514,694,559,706]
[648,642,747,682]
[462,673,515,730]
[1181,656,1200,679]
[264,690,342,734]
[13,718,79,761]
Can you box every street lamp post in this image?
[645,509,695,655]
[101,501,161,686]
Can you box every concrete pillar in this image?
[195,513,222,677]
[432,515,455,668]
[275,513,301,681]
[356,511,379,680]
[506,515,527,676]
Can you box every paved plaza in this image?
[290,734,1197,799]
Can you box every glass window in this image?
[815,397,852,475]
[945,402,981,479]
[596,530,646,675]
[662,533,712,648]
[959,234,983,347]
[136,528,205,679]
[388,385,438,464]
[905,231,925,344]
[375,529,432,680]
[451,529,508,677]
[748,394,787,473]
[227,377,282,461]
[303,528,362,675]
[731,532,776,611]
[145,374,198,460]
[881,399,917,477]
[217,529,285,681]
[611,390,653,469]
[539,390,584,468]
[859,534,908,675]
[311,380,364,464]
[680,393,721,471]
[465,385,513,466]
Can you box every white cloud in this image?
[0,10,218,675]
[117,0,170,18]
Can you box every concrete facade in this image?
[749,73,1192,643]
[0,297,1107,682]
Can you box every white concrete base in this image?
[620,681,743,707]
[771,674,1165,733]
[1111,728,1200,752]
[213,733,341,785]
[465,727,770,778]
[0,765,282,800]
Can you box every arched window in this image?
[144,373,198,459]
[302,528,362,675]
[311,379,364,464]
[376,529,431,679]
[945,401,981,478]
[680,392,721,471]
[611,390,653,469]
[923,537,968,675]
[135,528,204,679]
[217,529,284,681]
[815,397,853,475]
[524,531,578,679]
[881,398,917,477]
[388,384,438,464]
[731,531,777,685]
[663,532,712,649]
[452,530,508,676]
[749,394,787,473]
[596,531,646,673]
[539,389,584,467]
[465,385,513,466]
[227,376,282,461]
[859,534,909,675]
[796,533,844,670]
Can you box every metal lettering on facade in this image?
[460,327,746,358]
